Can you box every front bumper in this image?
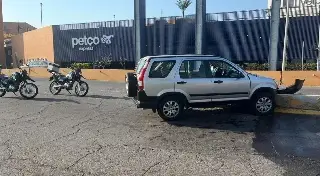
[277,79,305,94]
[132,91,157,109]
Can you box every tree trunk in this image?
[182,10,185,18]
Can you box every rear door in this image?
[143,58,177,97]
[174,59,213,103]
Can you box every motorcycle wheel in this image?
[0,85,6,97]
[75,81,89,97]
[49,81,61,95]
[19,83,38,99]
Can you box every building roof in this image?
[3,22,37,39]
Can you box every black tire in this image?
[157,97,185,121]
[251,92,275,116]
[125,73,137,97]
[49,81,61,95]
[0,89,6,97]
[75,81,89,97]
[19,83,38,99]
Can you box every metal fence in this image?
[53,6,320,64]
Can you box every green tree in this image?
[176,0,192,18]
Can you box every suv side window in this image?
[149,60,176,78]
[179,60,211,79]
[209,60,244,78]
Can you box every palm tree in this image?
[176,0,192,18]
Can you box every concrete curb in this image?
[276,94,320,110]
[275,94,320,115]
[275,108,320,115]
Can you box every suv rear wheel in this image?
[158,97,184,121]
[251,92,275,116]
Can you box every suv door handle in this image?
[177,81,187,84]
[213,80,223,84]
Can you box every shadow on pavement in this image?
[168,108,257,133]
[3,97,80,104]
[84,94,131,100]
[169,109,320,175]
[58,93,130,100]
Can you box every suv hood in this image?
[247,72,277,86]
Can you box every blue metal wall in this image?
[52,7,320,63]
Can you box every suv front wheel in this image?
[251,92,275,116]
[158,97,184,121]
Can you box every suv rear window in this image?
[149,60,176,78]
[136,58,147,74]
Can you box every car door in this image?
[208,59,251,101]
[174,59,213,103]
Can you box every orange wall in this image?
[2,68,132,82]
[22,26,54,63]
[1,69,320,86]
[10,26,55,67]
[10,34,24,67]
[248,71,320,86]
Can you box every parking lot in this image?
[0,79,319,176]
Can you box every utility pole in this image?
[301,41,305,70]
[134,0,146,64]
[281,0,290,72]
[195,0,206,54]
[40,2,43,27]
[268,0,281,71]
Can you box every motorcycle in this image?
[0,67,38,99]
[48,68,89,97]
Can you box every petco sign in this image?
[71,35,114,51]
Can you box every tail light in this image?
[138,60,149,91]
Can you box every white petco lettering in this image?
[72,35,114,50]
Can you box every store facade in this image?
[52,24,134,64]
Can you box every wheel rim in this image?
[50,82,60,94]
[76,82,88,96]
[256,97,273,113]
[21,84,37,97]
[163,101,180,118]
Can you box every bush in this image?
[242,63,269,71]
[285,63,317,71]
[241,63,317,71]
[70,63,93,69]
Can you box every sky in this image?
[3,0,267,28]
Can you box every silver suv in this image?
[125,55,278,121]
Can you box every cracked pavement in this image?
[0,79,319,175]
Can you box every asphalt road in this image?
[0,79,319,176]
